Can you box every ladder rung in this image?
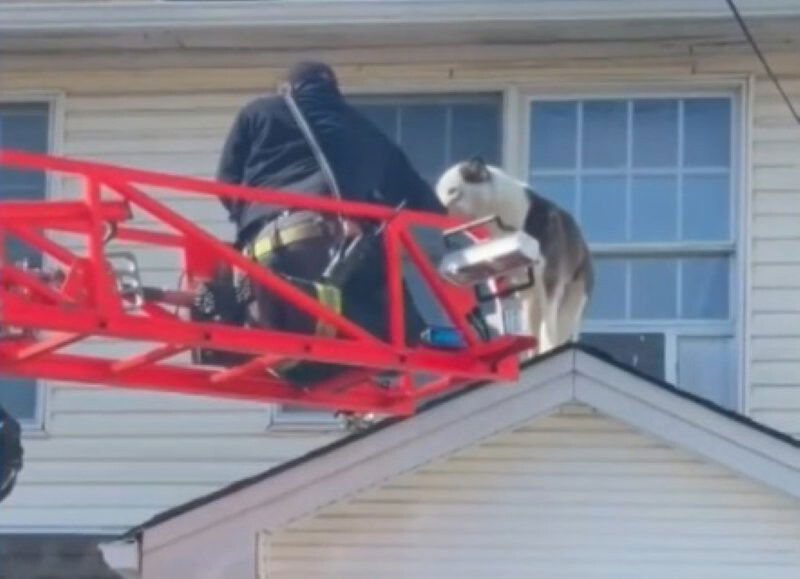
[112,344,187,374]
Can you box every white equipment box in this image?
[438,230,541,287]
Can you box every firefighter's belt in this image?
[245,219,330,261]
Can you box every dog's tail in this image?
[574,248,594,296]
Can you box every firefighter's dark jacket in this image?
[0,405,22,503]
[216,79,445,241]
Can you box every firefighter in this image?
[215,61,446,353]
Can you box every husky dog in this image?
[436,157,593,354]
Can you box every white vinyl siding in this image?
[0,23,799,532]
[267,406,800,578]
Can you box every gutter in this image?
[2,0,799,34]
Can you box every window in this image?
[0,102,51,427]
[529,95,738,408]
[273,93,503,426]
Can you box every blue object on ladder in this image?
[420,326,465,349]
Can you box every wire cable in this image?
[724,0,800,125]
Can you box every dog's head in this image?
[435,156,496,218]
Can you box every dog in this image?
[435,157,593,354]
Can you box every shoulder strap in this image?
[279,83,342,201]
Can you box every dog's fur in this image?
[436,158,593,354]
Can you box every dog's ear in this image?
[460,157,490,184]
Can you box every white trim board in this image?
[122,346,800,577]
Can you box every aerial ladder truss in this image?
[0,150,536,416]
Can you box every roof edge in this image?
[2,0,799,34]
[124,343,800,540]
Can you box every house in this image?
[99,345,800,578]
[1,0,800,576]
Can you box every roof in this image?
[124,343,800,539]
[0,534,122,579]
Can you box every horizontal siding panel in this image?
[752,337,800,361]
[752,288,800,312]
[274,530,796,561]
[751,385,800,410]
[0,507,160,530]
[60,152,218,178]
[355,487,782,508]
[753,192,800,215]
[301,513,800,536]
[753,216,800,240]
[750,361,800,386]
[275,530,799,552]
[391,471,759,493]
[66,110,234,134]
[46,409,273,436]
[753,141,800,166]
[22,434,337,461]
[753,265,800,289]
[49,387,261,413]
[19,460,273,485]
[752,241,800,266]
[332,498,800,522]
[752,314,800,336]
[68,93,251,113]
[266,563,800,579]
[450,444,700,462]
[433,456,729,477]
[459,429,659,447]
[68,134,224,156]
[6,483,215,508]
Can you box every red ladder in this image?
[0,150,534,416]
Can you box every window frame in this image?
[0,90,64,432]
[520,82,748,411]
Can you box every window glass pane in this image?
[582,100,627,168]
[530,176,576,216]
[580,175,626,243]
[0,375,38,422]
[586,258,627,320]
[632,99,678,168]
[0,105,49,195]
[399,105,446,183]
[530,101,577,169]
[631,175,677,242]
[354,95,502,187]
[580,332,665,380]
[682,174,730,241]
[5,237,42,268]
[631,258,678,319]
[450,103,501,166]
[681,257,730,320]
[1,103,50,424]
[357,105,397,140]
[678,336,735,408]
[683,98,731,168]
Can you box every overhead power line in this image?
[724,0,800,125]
